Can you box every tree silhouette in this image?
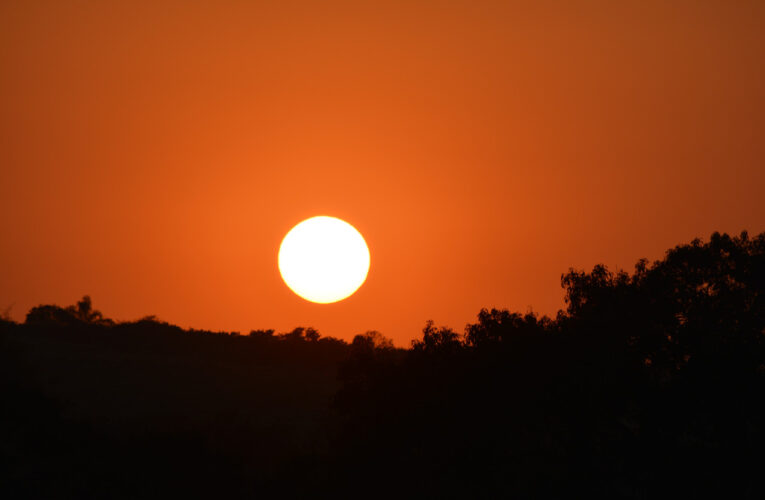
[332,231,765,497]
[2,232,763,498]
[411,320,461,353]
[25,295,112,326]
[351,330,394,350]
[280,326,321,342]
[464,308,553,347]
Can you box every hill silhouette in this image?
[1,231,763,498]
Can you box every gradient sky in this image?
[2,0,764,345]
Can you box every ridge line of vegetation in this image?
[2,231,763,498]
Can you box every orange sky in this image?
[1,0,764,345]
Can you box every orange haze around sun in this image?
[1,0,764,346]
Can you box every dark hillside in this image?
[7,318,347,434]
[1,312,353,497]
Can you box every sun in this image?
[278,216,370,304]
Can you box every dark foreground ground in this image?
[2,231,764,498]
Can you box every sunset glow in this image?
[1,0,763,342]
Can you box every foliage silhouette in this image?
[1,231,763,498]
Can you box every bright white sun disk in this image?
[278,216,370,304]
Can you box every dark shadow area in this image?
[1,231,763,498]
